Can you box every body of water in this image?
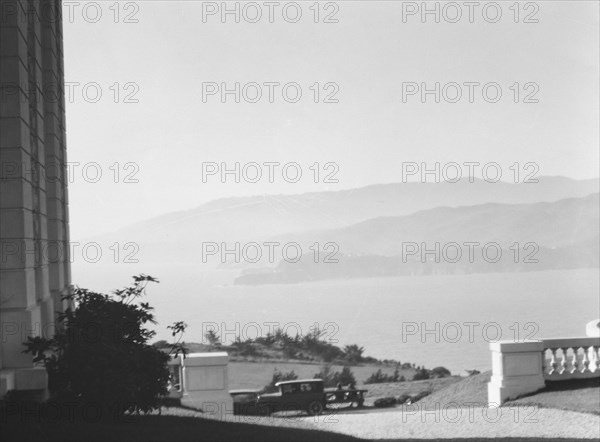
[73,266,599,375]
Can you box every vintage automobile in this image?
[324,386,367,408]
[256,379,327,415]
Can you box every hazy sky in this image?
[62,1,600,239]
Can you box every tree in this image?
[314,364,356,388]
[23,275,179,416]
[166,321,188,357]
[338,366,357,387]
[412,368,430,381]
[343,344,365,363]
[430,366,451,378]
[205,329,221,348]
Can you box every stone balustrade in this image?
[543,338,600,380]
[488,322,600,405]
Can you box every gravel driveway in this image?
[165,403,600,439]
[289,405,600,439]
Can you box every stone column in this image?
[0,0,70,399]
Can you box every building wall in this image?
[0,0,70,398]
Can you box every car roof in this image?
[229,389,260,395]
[275,379,323,386]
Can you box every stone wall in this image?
[1,0,70,398]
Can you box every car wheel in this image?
[307,401,324,416]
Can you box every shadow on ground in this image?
[508,378,600,415]
[1,412,597,442]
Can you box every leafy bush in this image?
[337,366,357,387]
[250,328,345,362]
[23,275,179,416]
[364,366,402,384]
[409,390,432,403]
[205,330,221,348]
[230,338,258,357]
[430,366,451,378]
[373,397,397,408]
[343,344,365,363]
[412,368,430,381]
[313,364,356,388]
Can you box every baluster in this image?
[586,346,595,372]
[559,347,568,374]
[595,347,600,372]
[548,348,558,375]
[570,347,579,373]
[581,346,590,373]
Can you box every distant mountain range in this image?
[234,193,599,284]
[88,177,599,282]
[269,193,600,255]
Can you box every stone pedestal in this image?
[170,352,233,417]
[487,341,546,405]
[586,319,600,337]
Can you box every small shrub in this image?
[314,364,357,388]
[364,366,402,384]
[410,390,432,403]
[374,397,397,408]
[412,368,430,381]
[430,366,451,378]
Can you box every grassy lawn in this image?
[416,372,600,416]
[228,361,417,390]
[508,378,600,415]
[361,376,463,405]
[417,371,491,408]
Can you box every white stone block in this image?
[178,352,233,416]
[488,340,546,405]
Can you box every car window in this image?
[301,383,312,392]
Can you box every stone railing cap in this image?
[182,352,229,367]
[489,340,543,352]
[541,337,600,348]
